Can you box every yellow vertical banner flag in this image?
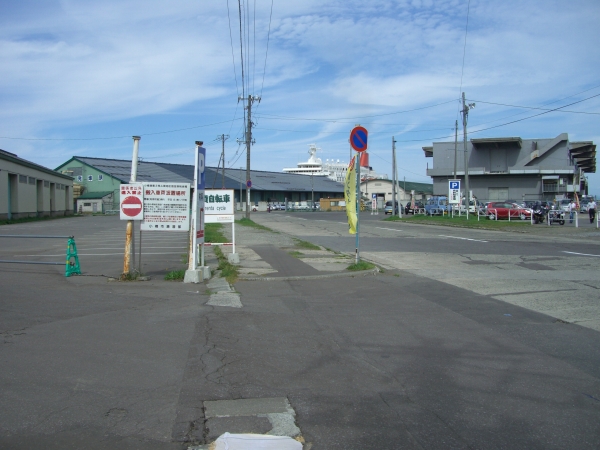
[344,157,357,234]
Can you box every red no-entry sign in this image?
[121,195,143,219]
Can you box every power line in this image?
[253,0,256,96]
[469,92,600,135]
[254,99,458,122]
[457,0,471,120]
[254,126,453,135]
[237,0,245,101]
[464,84,600,129]
[226,0,240,97]
[259,0,274,100]
[0,119,241,141]
[468,99,600,115]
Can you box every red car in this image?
[486,202,532,220]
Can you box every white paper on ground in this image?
[213,433,302,450]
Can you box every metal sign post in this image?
[349,125,368,264]
[184,142,208,283]
[122,136,141,277]
[355,153,361,264]
[449,179,460,218]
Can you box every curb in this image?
[238,267,379,281]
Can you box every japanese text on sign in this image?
[141,183,191,231]
[205,189,234,215]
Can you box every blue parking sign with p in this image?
[449,181,460,190]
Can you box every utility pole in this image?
[392,137,397,216]
[453,119,458,179]
[123,136,140,277]
[215,134,229,189]
[461,92,475,219]
[237,95,260,218]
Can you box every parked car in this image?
[425,196,450,215]
[558,199,572,212]
[404,201,424,215]
[384,201,400,215]
[459,199,477,213]
[486,202,532,220]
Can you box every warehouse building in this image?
[1,149,73,220]
[55,156,345,211]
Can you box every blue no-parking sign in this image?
[350,126,368,152]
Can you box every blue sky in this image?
[1,0,600,195]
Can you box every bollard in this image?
[66,237,81,277]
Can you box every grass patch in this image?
[120,271,142,281]
[385,213,533,230]
[205,223,228,243]
[164,269,186,281]
[236,217,274,232]
[293,238,321,250]
[214,246,238,283]
[347,260,376,271]
[288,250,304,258]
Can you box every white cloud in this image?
[0,0,599,193]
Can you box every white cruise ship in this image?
[283,144,387,183]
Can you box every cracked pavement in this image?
[1,214,600,449]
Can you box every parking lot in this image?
[0,215,189,278]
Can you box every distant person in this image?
[589,199,597,223]
[569,200,576,223]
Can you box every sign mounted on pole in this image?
[350,126,368,153]
[205,189,235,216]
[140,183,190,231]
[120,183,144,220]
[448,180,461,204]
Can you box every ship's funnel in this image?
[359,152,369,168]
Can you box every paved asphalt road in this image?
[0,213,599,449]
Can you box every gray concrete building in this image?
[360,179,433,207]
[1,149,74,220]
[423,133,596,203]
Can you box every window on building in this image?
[28,177,36,185]
[84,202,92,207]
[87,175,93,181]
[44,181,50,187]
[77,175,83,182]
[19,175,27,183]
[542,180,558,193]
[68,167,83,176]
[98,174,104,181]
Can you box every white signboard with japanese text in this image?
[205,190,234,223]
[448,180,461,204]
[205,190,235,215]
[120,183,144,220]
[140,183,190,231]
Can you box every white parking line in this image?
[438,235,488,242]
[376,227,403,232]
[563,251,600,257]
